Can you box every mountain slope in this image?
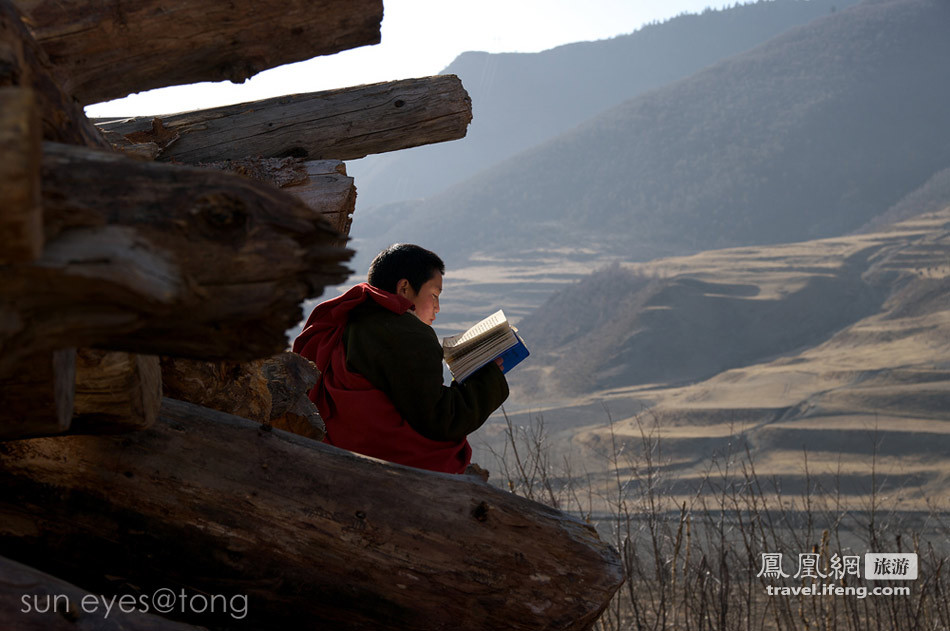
[348,0,856,210]
[514,210,950,398]
[376,0,950,268]
[473,208,950,511]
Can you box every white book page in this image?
[442,310,507,349]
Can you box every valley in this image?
[461,209,950,516]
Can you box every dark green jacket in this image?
[343,300,509,442]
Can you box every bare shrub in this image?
[489,408,950,631]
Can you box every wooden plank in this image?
[16,0,383,105]
[71,349,161,434]
[0,87,42,263]
[0,398,623,631]
[0,142,351,373]
[0,348,74,440]
[0,0,106,147]
[0,554,208,630]
[95,75,473,163]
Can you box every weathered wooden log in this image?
[0,398,624,631]
[72,349,161,434]
[160,356,272,423]
[269,403,325,442]
[0,225,184,375]
[0,0,105,147]
[0,554,207,630]
[0,142,351,372]
[95,75,473,163]
[284,160,356,241]
[16,0,384,106]
[160,352,325,440]
[0,348,74,440]
[0,348,157,440]
[196,157,355,244]
[0,87,42,263]
[262,352,325,441]
[39,141,351,279]
[196,156,311,189]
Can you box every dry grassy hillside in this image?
[475,208,950,513]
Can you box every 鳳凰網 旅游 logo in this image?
[864,553,918,580]
[756,551,917,599]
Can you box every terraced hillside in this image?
[474,209,950,512]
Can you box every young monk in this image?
[293,243,508,474]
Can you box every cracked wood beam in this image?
[0,347,161,441]
[15,0,383,105]
[0,0,105,147]
[0,348,75,440]
[0,398,624,631]
[284,161,356,242]
[0,142,351,375]
[0,224,186,377]
[95,75,473,163]
[71,349,161,435]
[195,157,356,245]
[159,351,326,441]
[0,87,42,263]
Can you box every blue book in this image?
[497,332,530,375]
[442,310,530,383]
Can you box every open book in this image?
[442,310,529,383]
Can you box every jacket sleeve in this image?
[343,309,509,442]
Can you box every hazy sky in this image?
[85,0,732,118]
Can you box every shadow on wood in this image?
[0,554,203,630]
[0,142,352,372]
[0,398,624,630]
[0,1,106,147]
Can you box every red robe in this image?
[292,283,472,473]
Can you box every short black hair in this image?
[367,244,445,294]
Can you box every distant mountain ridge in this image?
[480,208,950,513]
[367,0,950,269]
[513,206,950,399]
[348,0,857,210]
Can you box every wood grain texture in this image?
[0,87,42,263]
[160,356,272,423]
[16,0,383,105]
[72,349,161,434]
[0,398,624,631]
[263,352,325,441]
[0,142,351,371]
[0,0,105,147]
[196,157,356,244]
[0,225,184,374]
[282,160,356,243]
[0,348,74,439]
[159,352,325,441]
[95,75,472,163]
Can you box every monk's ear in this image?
[395,278,412,297]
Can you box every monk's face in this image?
[403,273,442,326]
